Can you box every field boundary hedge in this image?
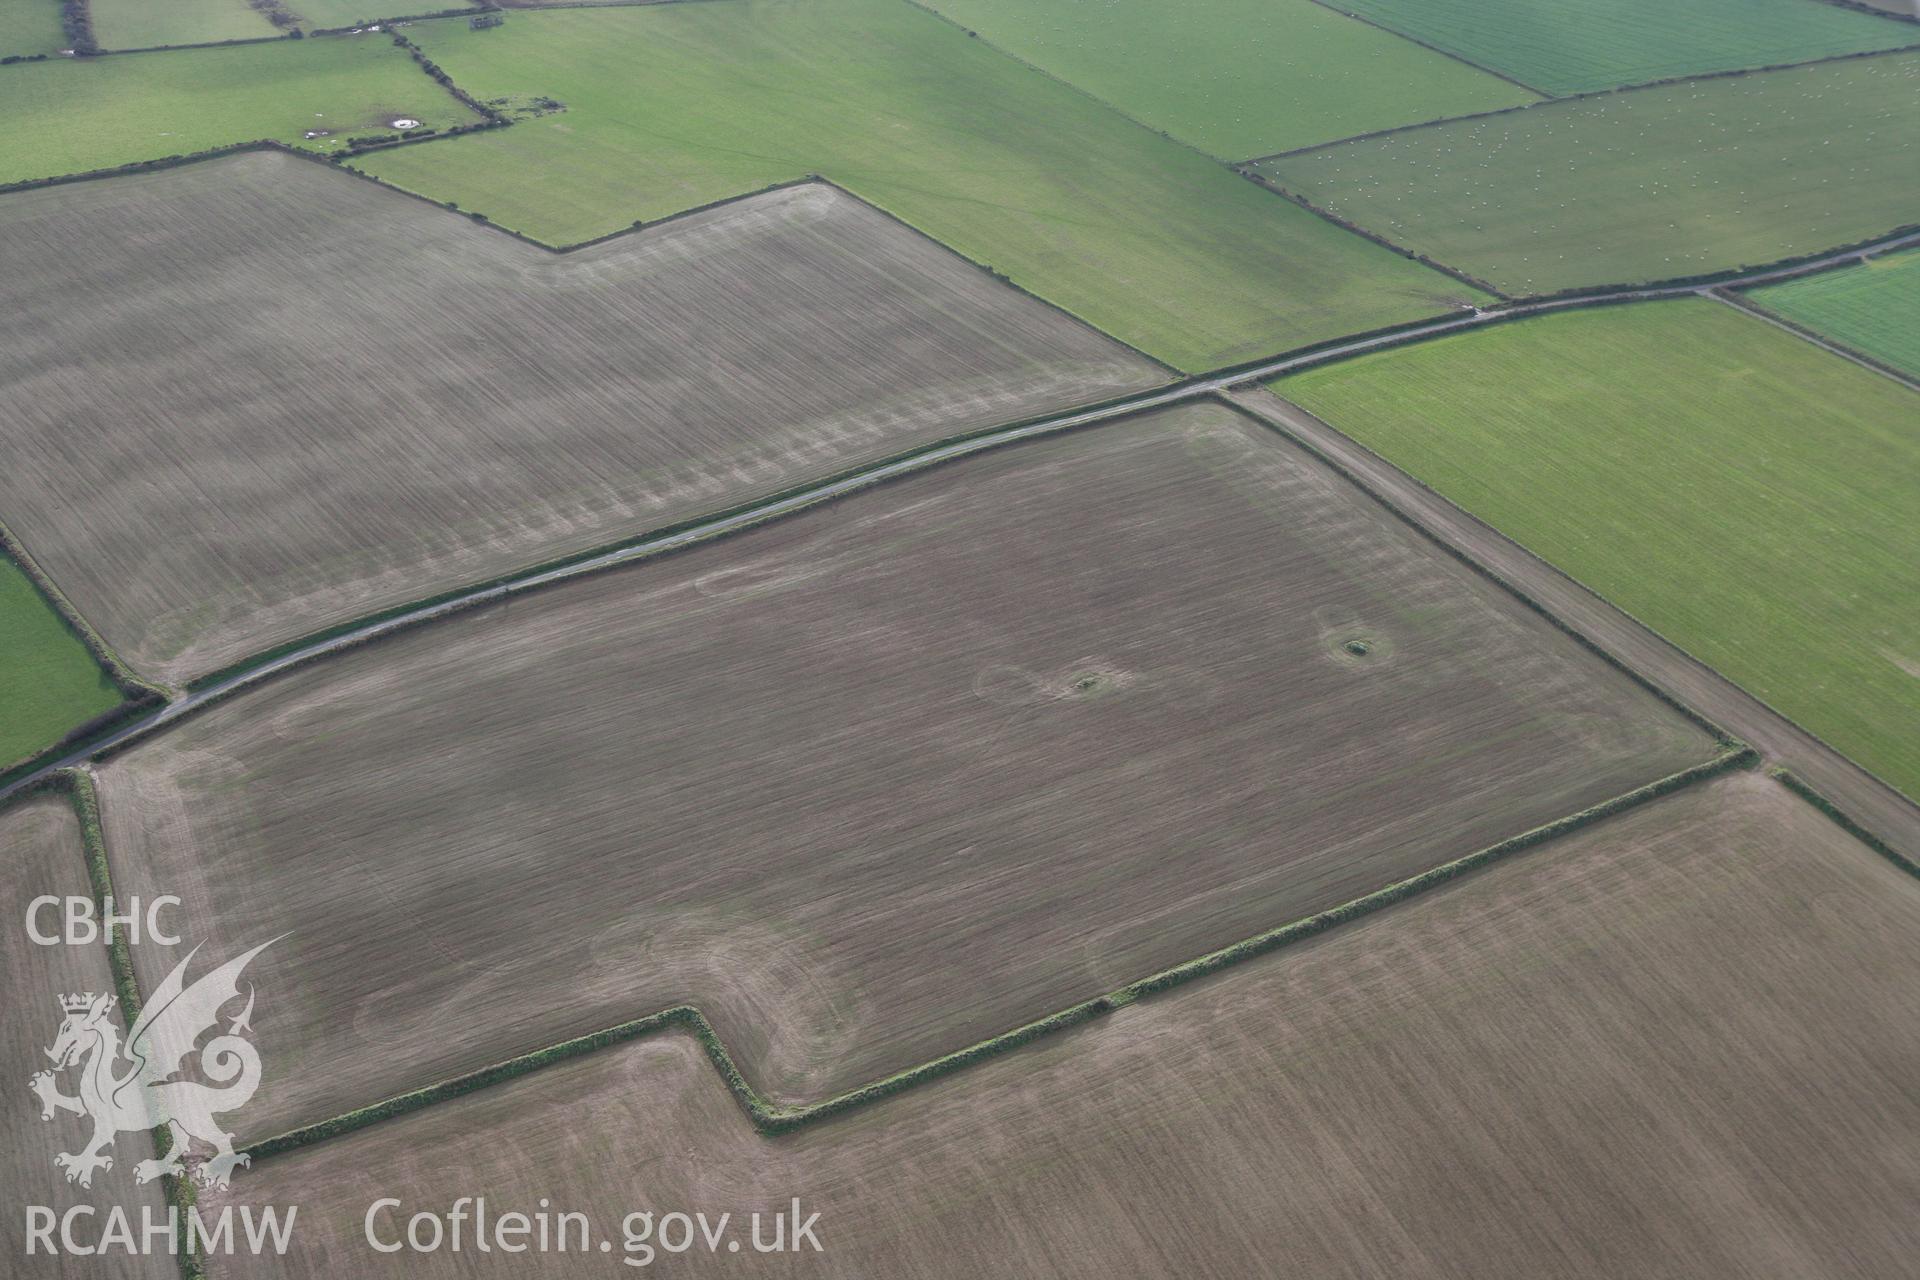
[91,32,291,55]
[1771,769,1920,880]
[237,746,1752,1159]
[307,8,489,36]
[1241,159,1920,306]
[1245,38,1920,164]
[12,768,209,1280]
[1511,224,1920,304]
[1302,0,1548,96]
[1236,167,1507,298]
[1814,0,1918,24]
[901,0,1256,165]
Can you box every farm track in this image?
[2,225,1918,825]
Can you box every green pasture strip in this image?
[910,0,1533,160]
[350,0,1481,370]
[1321,0,1914,95]
[1744,247,1920,380]
[1256,53,1920,296]
[1275,299,1920,799]
[89,0,279,50]
[0,0,65,57]
[0,555,123,771]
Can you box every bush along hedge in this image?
[244,1006,690,1160]
[238,746,1752,1162]
[1115,746,1756,1003]
[1770,768,1920,880]
[388,28,506,124]
[61,0,95,54]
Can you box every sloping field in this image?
[0,0,64,57]
[1745,247,1920,378]
[204,774,1920,1277]
[913,0,1533,160]
[350,0,1482,369]
[0,151,1165,684]
[0,793,175,1277]
[0,556,121,769]
[89,0,279,50]
[1258,53,1920,295]
[1276,299,1920,798]
[1323,0,1913,94]
[97,403,1710,1141]
[0,32,481,184]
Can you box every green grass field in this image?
[1745,248,1920,379]
[1325,0,1914,95]
[0,555,122,768]
[352,0,1481,370]
[0,34,483,185]
[89,0,280,50]
[290,0,437,27]
[1274,299,1920,799]
[0,0,65,57]
[1259,53,1920,295]
[913,0,1534,160]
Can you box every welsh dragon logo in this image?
[29,938,279,1190]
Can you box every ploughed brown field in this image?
[98,402,1710,1142]
[204,773,1920,1278]
[0,151,1165,684]
[0,794,174,1278]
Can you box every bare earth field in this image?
[0,151,1165,684]
[97,402,1710,1142]
[203,773,1920,1277]
[0,794,174,1279]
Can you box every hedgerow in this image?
[1770,768,1920,880]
